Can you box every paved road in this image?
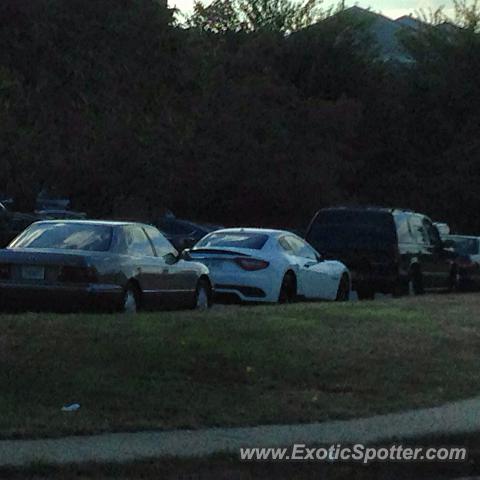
[0,396,480,467]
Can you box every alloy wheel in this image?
[123,288,138,314]
[196,285,210,310]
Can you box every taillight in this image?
[58,266,98,283]
[0,264,10,280]
[235,258,270,271]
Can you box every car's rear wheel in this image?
[278,272,296,303]
[409,267,424,295]
[335,274,350,301]
[194,278,212,310]
[123,283,141,314]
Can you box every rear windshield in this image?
[306,210,396,250]
[196,232,268,250]
[9,223,113,252]
[449,237,479,256]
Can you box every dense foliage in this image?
[0,0,479,232]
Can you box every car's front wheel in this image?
[194,278,212,310]
[123,283,141,314]
[278,272,297,303]
[408,268,424,295]
[335,274,350,301]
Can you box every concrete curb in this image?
[1,397,479,467]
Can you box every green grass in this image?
[2,294,480,438]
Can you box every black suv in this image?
[305,207,457,299]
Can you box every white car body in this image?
[189,228,350,303]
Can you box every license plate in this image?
[22,266,45,280]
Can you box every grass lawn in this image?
[1,294,480,438]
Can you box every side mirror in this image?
[164,252,178,265]
[180,249,192,261]
[316,253,324,263]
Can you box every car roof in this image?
[208,227,294,236]
[36,209,83,214]
[32,219,153,228]
[317,205,414,214]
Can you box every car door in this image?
[123,225,166,307]
[422,217,453,288]
[143,225,198,306]
[284,235,337,299]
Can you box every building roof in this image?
[312,6,458,63]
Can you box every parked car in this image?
[443,235,480,290]
[156,215,223,252]
[35,193,71,211]
[186,228,350,303]
[0,202,38,248]
[305,207,458,299]
[0,220,213,312]
[35,209,87,220]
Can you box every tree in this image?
[188,0,327,34]
[188,0,244,33]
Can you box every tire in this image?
[194,278,212,310]
[335,274,350,302]
[448,268,460,293]
[356,286,375,300]
[278,272,297,303]
[408,268,424,295]
[122,283,141,314]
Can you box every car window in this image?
[9,222,113,252]
[196,232,269,250]
[125,226,155,257]
[278,236,293,251]
[144,226,176,257]
[449,237,480,255]
[306,210,396,250]
[286,236,318,260]
[408,215,429,245]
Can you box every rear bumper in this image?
[0,283,123,312]
[214,284,268,303]
[210,271,280,303]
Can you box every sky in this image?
[168,0,455,21]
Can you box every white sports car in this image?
[188,228,350,303]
